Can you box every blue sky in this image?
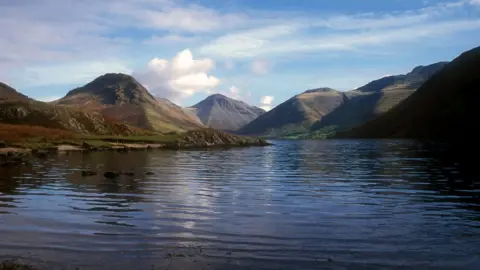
[0,0,479,110]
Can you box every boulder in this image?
[81,170,97,177]
[104,171,120,179]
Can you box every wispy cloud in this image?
[16,61,131,87]
[251,60,272,75]
[1,0,479,99]
[200,1,480,58]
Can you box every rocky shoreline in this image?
[0,130,270,165]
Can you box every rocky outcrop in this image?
[170,129,270,149]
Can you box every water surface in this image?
[0,140,479,269]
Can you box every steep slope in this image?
[56,73,205,132]
[0,82,30,102]
[339,46,480,140]
[311,62,448,131]
[189,94,265,131]
[0,82,143,135]
[238,88,345,136]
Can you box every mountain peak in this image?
[0,82,30,102]
[208,93,230,100]
[407,61,448,77]
[303,87,337,94]
[190,94,265,131]
[357,61,448,93]
[60,73,156,106]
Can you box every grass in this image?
[0,123,76,143]
[281,125,343,140]
[0,124,263,150]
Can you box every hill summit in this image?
[59,73,157,107]
[56,73,204,132]
[189,94,265,131]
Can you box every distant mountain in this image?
[189,94,265,131]
[311,62,448,131]
[0,82,142,135]
[238,88,345,136]
[56,73,205,133]
[337,46,480,140]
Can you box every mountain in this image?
[56,73,205,133]
[311,62,448,131]
[238,88,346,136]
[188,94,265,131]
[0,82,142,135]
[338,46,480,140]
[0,82,30,103]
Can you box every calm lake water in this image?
[0,140,479,270]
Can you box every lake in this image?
[0,140,479,270]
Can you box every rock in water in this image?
[82,170,97,177]
[104,172,120,179]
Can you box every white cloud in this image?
[144,34,197,44]
[37,96,62,102]
[251,60,272,75]
[133,49,220,104]
[225,86,242,100]
[259,95,274,111]
[200,1,480,58]
[132,6,248,33]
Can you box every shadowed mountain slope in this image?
[338,46,480,140]
[311,62,448,131]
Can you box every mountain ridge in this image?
[238,88,346,136]
[310,61,448,132]
[337,46,480,140]
[189,94,265,131]
[56,73,205,132]
[0,82,145,135]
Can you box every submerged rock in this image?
[0,260,36,270]
[81,170,97,177]
[104,172,120,179]
[32,150,49,158]
[0,141,7,148]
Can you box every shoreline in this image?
[0,129,271,160]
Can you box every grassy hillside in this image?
[56,73,205,133]
[238,88,345,137]
[338,46,480,140]
[0,82,149,137]
[311,62,447,132]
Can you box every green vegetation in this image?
[282,126,343,140]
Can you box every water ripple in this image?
[0,140,479,269]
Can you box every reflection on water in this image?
[0,140,479,270]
